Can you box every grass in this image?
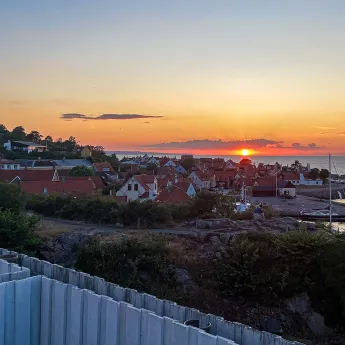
[35,221,72,238]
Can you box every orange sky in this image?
[1,1,345,155]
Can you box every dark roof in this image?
[283,181,296,189]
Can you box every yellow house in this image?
[80,146,92,158]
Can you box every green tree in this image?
[26,130,42,143]
[181,158,195,172]
[0,124,8,134]
[69,166,94,176]
[11,126,26,141]
[320,169,329,181]
[240,158,252,165]
[0,209,40,253]
[309,168,320,180]
[0,183,26,213]
[64,136,77,152]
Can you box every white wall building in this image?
[116,174,158,201]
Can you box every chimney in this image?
[109,189,113,196]
[61,176,66,183]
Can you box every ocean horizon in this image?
[107,151,345,176]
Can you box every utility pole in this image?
[329,153,332,228]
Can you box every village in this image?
[0,139,332,214]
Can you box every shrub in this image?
[76,234,177,297]
[215,230,345,327]
[0,209,40,253]
[0,182,26,213]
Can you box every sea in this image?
[107,152,345,175]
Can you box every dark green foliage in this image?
[0,209,40,253]
[215,231,345,327]
[76,235,177,296]
[69,166,94,176]
[0,182,26,213]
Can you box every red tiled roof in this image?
[157,177,169,188]
[0,169,55,182]
[130,174,156,192]
[20,180,95,195]
[159,157,171,166]
[155,186,191,204]
[90,176,105,190]
[93,162,114,173]
[281,172,300,181]
[193,171,215,181]
[214,170,236,181]
[174,181,191,193]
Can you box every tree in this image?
[11,126,26,141]
[181,158,195,172]
[0,124,8,134]
[0,210,40,253]
[26,130,42,143]
[69,166,94,176]
[309,168,320,180]
[146,163,158,175]
[0,183,26,213]
[65,136,77,152]
[320,169,329,181]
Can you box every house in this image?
[155,185,191,204]
[214,170,236,188]
[159,157,177,168]
[146,156,160,166]
[52,159,93,170]
[80,146,92,158]
[280,172,301,185]
[252,186,277,197]
[64,175,105,191]
[0,169,59,183]
[0,159,20,170]
[4,140,47,153]
[280,181,297,197]
[93,162,114,174]
[299,173,323,186]
[175,165,188,175]
[116,174,158,202]
[173,181,196,197]
[20,179,95,196]
[188,171,216,190]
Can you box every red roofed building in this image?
[20,179,95,196]
[214,170,236,188]
[0,169,58,183]
[93,162,114,173]
[188,171,216,190]
[115,174,158,202]
[155,186,191,204]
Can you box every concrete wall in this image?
[0,275,237,345]
[0,248,304,345]
[0,259,30,283]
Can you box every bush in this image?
[76,234,177,297]
[0,209,40,253]
[0,182,26,213]
[215,230,345,327]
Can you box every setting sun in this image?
[241,149,249,156]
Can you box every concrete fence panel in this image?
[0,249,303,345]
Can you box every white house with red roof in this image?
[116,174,158,202]
[188,171,216,190]
[159,157,177,168]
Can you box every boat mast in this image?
[329,153,332,227]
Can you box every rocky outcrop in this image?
[285,293,334,336]
[38,232,93,267]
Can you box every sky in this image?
[1,0,345,155]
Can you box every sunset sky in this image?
[1,1,345,155]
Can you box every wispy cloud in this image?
[61,113,163,120]
[291,142,320,150]
[144,139,282,150]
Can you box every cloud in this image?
[61,113,163,120]
[144,138,282,150]
[291,142,319,150]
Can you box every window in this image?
[134,184,138,191]
[128,184,132,191]
[155,183,157,190]
[102,168,110,172]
